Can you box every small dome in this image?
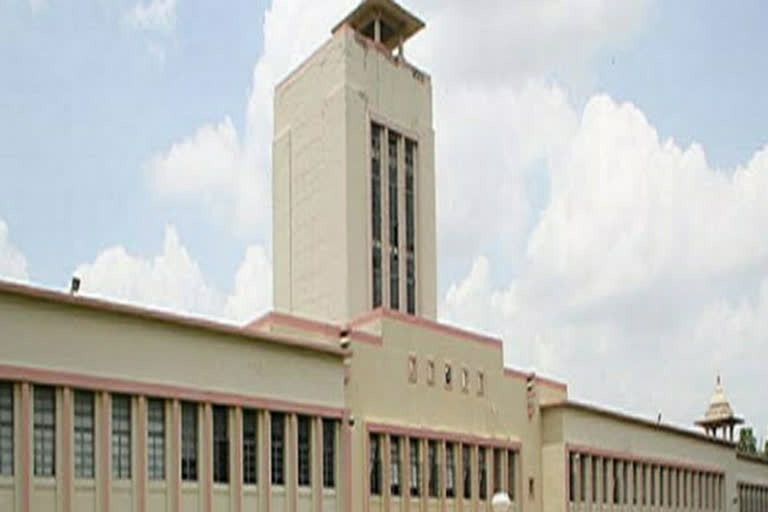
[704,375,735,421]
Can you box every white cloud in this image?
[125,0,177,34]
[0,219,28,281]
[74,225,271,323]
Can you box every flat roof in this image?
[0,279,347,357]
[332,0,425,51]
[543,399,735,448]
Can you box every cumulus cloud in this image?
[125,0,177,34]
[74,225,271,323]
[0,219,28,281]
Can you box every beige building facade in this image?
[0,1,766,512]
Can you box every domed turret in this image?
[695,375,743,441]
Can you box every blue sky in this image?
[2,0,768,437]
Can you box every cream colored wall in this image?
[273,26,437,323]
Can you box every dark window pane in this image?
[147,399,165,480]
[369,434,382,495]
[390,436,401,496]
[181,402,198,481]
[409,439,421,497]
[74,391,94,479]
[322,419,336,489]
[0,383,14,476]
[213,406,229,483]
[111,395,131,479]
[462,445,471,499]
[428,440,438,498]
[298,415,311,487]
[446,443,456,498]
[271,412,285,485]
[243,408,257,485]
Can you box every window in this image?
[507,450,517,501]
[181,402,198,481]
[603,459,609,503]
[371,123,383,309]
[428,440,439,498]
[243,409,257,485]
[369,434,382,495]
[322,419,336,489]
[569,452,576,502]
[213,405,229,484]
[642,464,648,505]
[446,443,456,498]
[478,448,487,500]
[462,445,471,499]
[298,415,311,487]
[650,466,656,505]
[613,460,619,504]
[271,412,285,485]
[426,359,435,385]
[408,354,417,383]
[405,139,416,315]
[592,456,598,503]
[660,467,665,506]
[147,399,165,480]
[444,363,452,388]
[74,391,94,479]
[461,368,469,393]
[623,461,628,504]
[390,436,401,495]
[388,130,400,312]
[409,439,421,497]
[493,449,502,493]
[682,470,687,507]
[34,386,56,477]
[111,394,131,479]
[477,371,485,396]
[0,383,12,476]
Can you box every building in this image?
[0,1,767,512]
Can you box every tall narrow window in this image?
[478,448,487,500]
[369,434,382,495]
[409,438,421,497]
[427,440,438,498]
[446,443,456,498]
[34,386,56,477]
[569,452,576,502]
[0,383,12,476]
[297,415,311,487]
[322,419,336,489]
[405,139,416,314]
[613,460,620,504]
[592,457,598,503]
[603,459,609,504]
[390,436,401,496]
[212,406,229,484]
[650,466,656,505]
[74,391,94,479]
[388,130,400,310]
[371,123,383,308]
[181,402,198,481]
[147,399,165,480]
[507,450,516,502]
[581,453,587,502]
[111,394,131,479]
[243,408,257,485]
[271,412,285,485]
[623,460,628,504]
[462,445,471,499]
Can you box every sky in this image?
[2,0,768,445]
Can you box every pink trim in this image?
[137,397,147,512]
[263,411,271,512]
[0,279,345,357]
[204,404,212,512]
[342,409,352,512]
[0,364,345,419]
[100,392,111,512]
[314,417,322,512]
[348,308,503,350]
[20,383,30,512]
[62,388,73,512]
[289,414,298,512]
[565,443,725,475]
[233,407,243,512]
[171,400,181,512]
[535,376,567,393]
[249,310,383,346]
[502,368,528,381]
[366,422,521,451]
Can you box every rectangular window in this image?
[371,123,383,308]
[243,409,257,485]
[581,454,587,502]
[603,459,609,503]
[212,405,229,484]
[446,443,456,498]
[660,467,665,505]
[493,449,502,493]
[34,386,56,477]
[74,391,94,479]
[478,448,487,500]
[613,460,620,504]
[0,383,12,476]
[322,419,336,489]
[271,412,285,486]
[507,450,516,502]
[623,461,628,504]
[390,436,401,496]
[181,402,198,481]
[642,464,648,505]
[388,130,400,310]
[650,466,656,505]
[405,139,416,315]
[390,249,399,310]
[369,434,382,495]
[462,445,471,499]
[428,440,438,498]
[111,394,131,479]
[592,457,598,503]
[409,438,421,497]
[298,415,311,487]
[147,399,165,480]
[569,452,576,502]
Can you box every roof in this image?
[0,279,348,357]
[542,399,735,448]
[695,375,743,426]
[332,0,425,51]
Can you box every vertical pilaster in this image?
[171,400,181,512]
[456,442,463,512]
[262,411,271,512]
[440,441,447,512]
[314,417,322,512]
[232,407,242,512]
[136,396,146,512]
[99,391,111,512]
[342,411,351,512]
[203,403,212,512]
[404,437,411,512]
[289,414,298,512]
[61,387,73,512]
[20,383,31,512]
[421,439,428,512]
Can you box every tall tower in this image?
[272,0,437,324]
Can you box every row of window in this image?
[370,122,417,315]
[368,433,517,502]
[738,482,768,512]
[0,382,339,489]
[408,355,485,396]
[568,451,724,510]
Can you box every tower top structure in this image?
[332,0,425,53]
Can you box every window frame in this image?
[146,398,165,481]
[181,402,198,482]
[212,405,229,484]
[111,394,132,480]
[0,382,14,477]
[242,408,258,485]
[270,412,285,486]
[74,390,95,479]
[322,419,337,489]
[297,415,312,487]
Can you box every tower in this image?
[272,0,437,324]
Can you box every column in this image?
[171,400,181,512]
[19,383,31,512]
[404,437,411,512]
[456,442,463,512]
[313,417,322,512]
[440,441,447,512]
[136,396,147,512]
[99,391,111,512]
[61,387,73,512]
[203,403,212,512]
[261,411,271,512]
[232,407,243,512]
[289,414,298,512]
